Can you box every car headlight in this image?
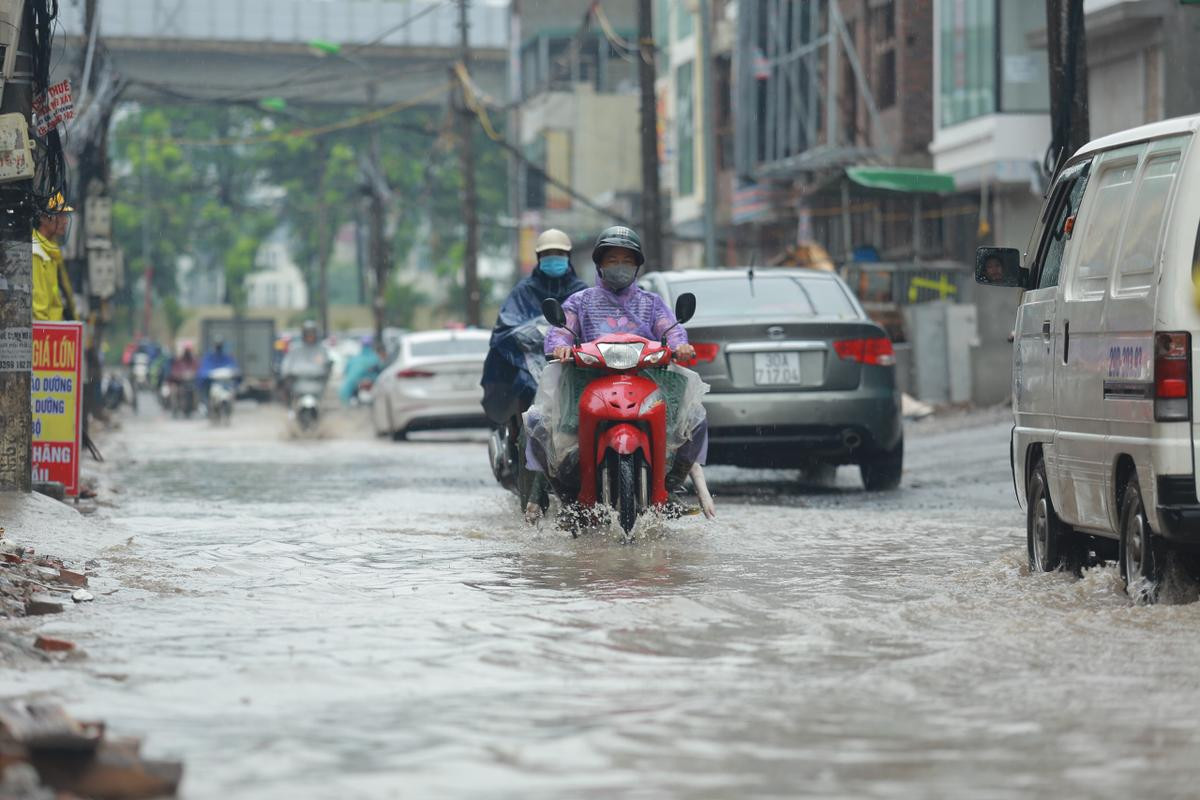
[576,351,601,366]
[597,342,644,369]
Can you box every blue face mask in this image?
[539,255,570,277]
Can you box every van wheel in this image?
[1119,476,1161,604]
[860,439,903,491]
[1026,457,1068,572]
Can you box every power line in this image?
[227,0,457,100]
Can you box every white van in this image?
[977,114,1200,601]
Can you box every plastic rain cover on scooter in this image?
[524,360,708,483]
[482,317,554,425]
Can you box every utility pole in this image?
[457,0,481,326]
[697,0,718,267]
[0,4,35,492]
[314,138,330,337]
[139,138,153,337]
[507,0,523,283]
[637,0,664,269]
[1045,0,1089,177]
[367,81,387,343]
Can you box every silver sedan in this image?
[371,330,491,440]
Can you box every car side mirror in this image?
[674,292,696,325]
[542,297,567,328]
[975,247,1024,288]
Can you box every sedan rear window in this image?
[407,338,489,358]
[671,276,858,319]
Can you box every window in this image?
[671,276,859,320]
[1072,149,1143,300]
[674,0,693,40]
[939,0,995,127]
[999,0,1049,112]
[876,49,896,110]
[408,338,490,358]
[675,61,695,197]
[1115,151,1182,295]
[1032,161,1091,290]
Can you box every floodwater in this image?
[8,403,1200,799]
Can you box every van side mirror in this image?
[975,247,1023,288]
[674,292,696,325]
[542,297,567,328]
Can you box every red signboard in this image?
[31,322,83,495]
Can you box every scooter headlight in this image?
[597,342,645,370]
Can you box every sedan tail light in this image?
[677,343,720,367]
[833,337,896,366]
[396,369,435,379]
[1155,331,1191,421]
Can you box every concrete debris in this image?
[58,569,88,588]
[33,636,75,653]
[23,596,64,617]
[0,700,182,799]
[71,590,94,604]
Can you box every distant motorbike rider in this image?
[541,226,713,515]
[170,347,198,383]
[281,320,331,404]
[483,229,587,520]
[197,338,239,400]
[339,336,382,406]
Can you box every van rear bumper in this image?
[1155,505,1200,543]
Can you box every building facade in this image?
[513,0,643,272]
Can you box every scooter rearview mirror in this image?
[542,297,567,328]
[674,292,696,325]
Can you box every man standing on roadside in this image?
[32,192,76,322]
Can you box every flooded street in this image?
[8,404,1200,799]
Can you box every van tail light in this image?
[678,342,720,367]
[396,369,435,379]
[834,337,896,367]
[1154,331,1191,421]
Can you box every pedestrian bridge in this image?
[54,0,508,106]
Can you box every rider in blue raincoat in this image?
[340,337,382,406]
[197,338,239,399]
[481,229,587,424]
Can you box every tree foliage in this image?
[107,100,509,332]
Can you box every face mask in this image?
[600,264,638,291]
[539,255,569,277]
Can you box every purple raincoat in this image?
[544,285,689,354]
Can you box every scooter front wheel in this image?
[617,453,638,535]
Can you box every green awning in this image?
[845,167,956,194]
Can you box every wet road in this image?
[10,402,1200,799]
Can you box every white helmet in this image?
[534,228,572,255]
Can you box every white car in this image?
[976,114,1200,602]
[371,330,490,440]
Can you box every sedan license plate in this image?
[754,352,803,385]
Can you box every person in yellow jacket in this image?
[32,192,76,321]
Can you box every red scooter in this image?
[542,293,696,535]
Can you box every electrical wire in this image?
[151,82,452,148]
[226,0,456,100]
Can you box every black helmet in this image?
[591,226,645,267]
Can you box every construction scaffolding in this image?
[734,0,888,180]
